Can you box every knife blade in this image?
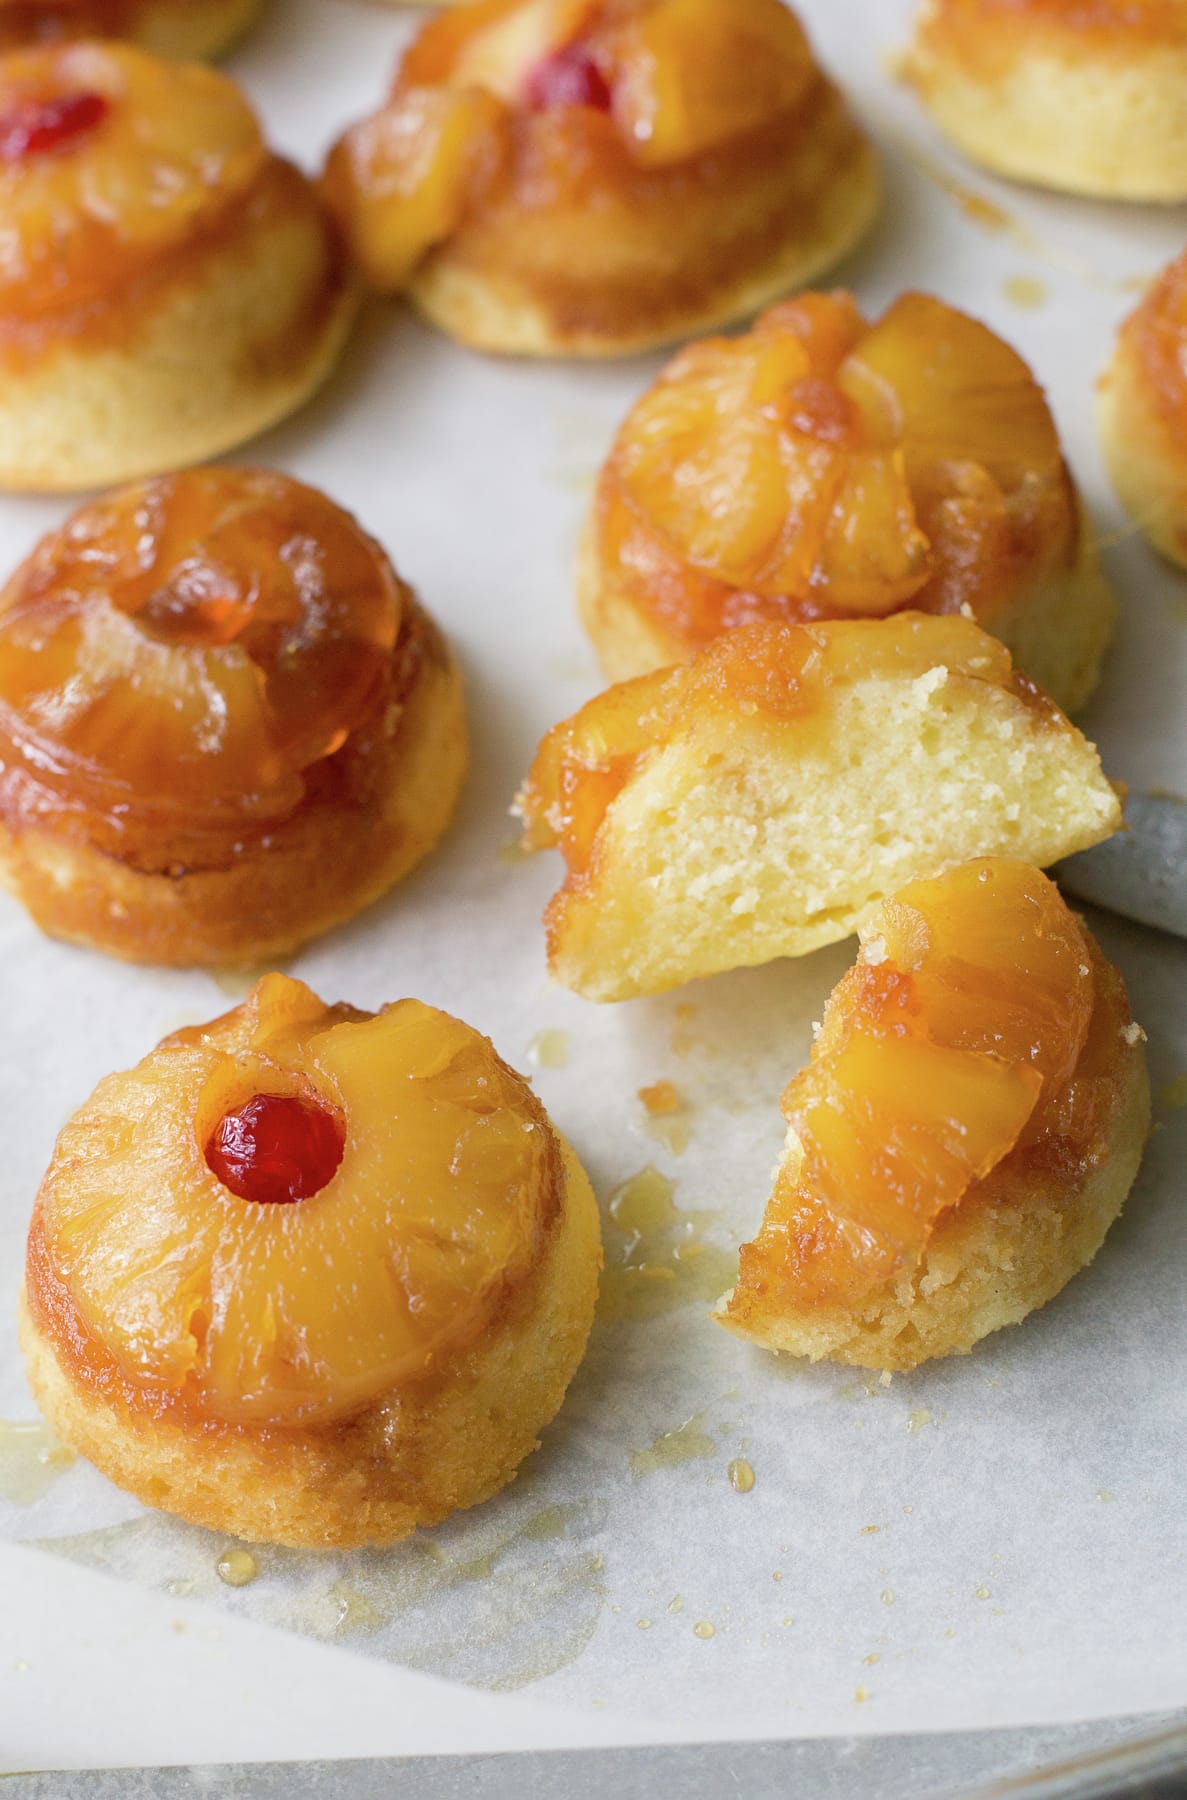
[1054,791,1187,939]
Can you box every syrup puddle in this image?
[0,1420,76,1504]
[630,1413,716,1478]
[1159,1072,1187,1110]
[37,1493,608,1694]
[598,1166,735,1324]
[528,1030,570,1071]
[1002,275,1047,310]
[637,1081,692,1156]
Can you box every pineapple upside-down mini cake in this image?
[1098,246,1187,570]
[0,42,355,491]
[321,0,879,357]
[0,468,467,965]
[21,975,602,1547]
[518,613,1121,1002]
[0,0,264,60]
[580,289,1115,716]
[716,859,1150,1370]
[904,0,1187,201]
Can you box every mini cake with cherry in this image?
[322,0,879,357]
[0,42,355,490]
[21,975,602,1548]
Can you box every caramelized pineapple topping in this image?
[596,290,1078,642]
[0,468,405,866]
[322,0,821,289]
[725,861,1095,1319]
[0,42,265,317]
[28,976,562,1427]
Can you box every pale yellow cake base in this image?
[541,639,1121,1002]
[576,510,1116,717]
[0,607,467,967]
[1098,337,1187,570]
[21,1141,601,1550]
[715,955,1151,1371]
[408,95,880,357]
[906,9,1187,200]
[0,160,358,494]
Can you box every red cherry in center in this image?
[524,42,612,113]
[0,90,109,162]
[206,1093,345,1206]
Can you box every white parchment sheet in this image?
[1,0,1185,1746]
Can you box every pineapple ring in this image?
[0,44,356,492]
[0,43,265,316]
[904,0,1187,201]
[1098,245,1187,569]
[21,975,602,1547]
[0,468,468,965]
[580,290,1115,717]
[320,0,879,357]
[716,859,1151,1370]
[0,0,265,64]
[518,612,1121,1003]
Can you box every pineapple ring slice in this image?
[583,289,1116,714]
[716,859,1151,1370]
[0,42,265,316]
[27,975,568,1429]
[0,468,402,847]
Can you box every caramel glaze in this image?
[0,591,433,876]
[420,72,867,344]
[1118,248,1187,435]
[592,443,1080,649]
[729,936,1136,1326]
[24,1041,564,1440]
[0,156,350,372]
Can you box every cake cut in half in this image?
[715,859,1150,1370]
[518,613,1121,1001]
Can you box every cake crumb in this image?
[1121,1020,1147,1047]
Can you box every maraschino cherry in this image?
[525,42,612,113]
[0,90,109,160]
[206,1093,345,1205]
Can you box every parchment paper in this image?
[1,0,1185,1745]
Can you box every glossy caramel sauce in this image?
[629,1410,716,1476]
[27,974,562,1429]
[0,469,416,873]
[0,1416,76,1502]
[598,1165,733,1323]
